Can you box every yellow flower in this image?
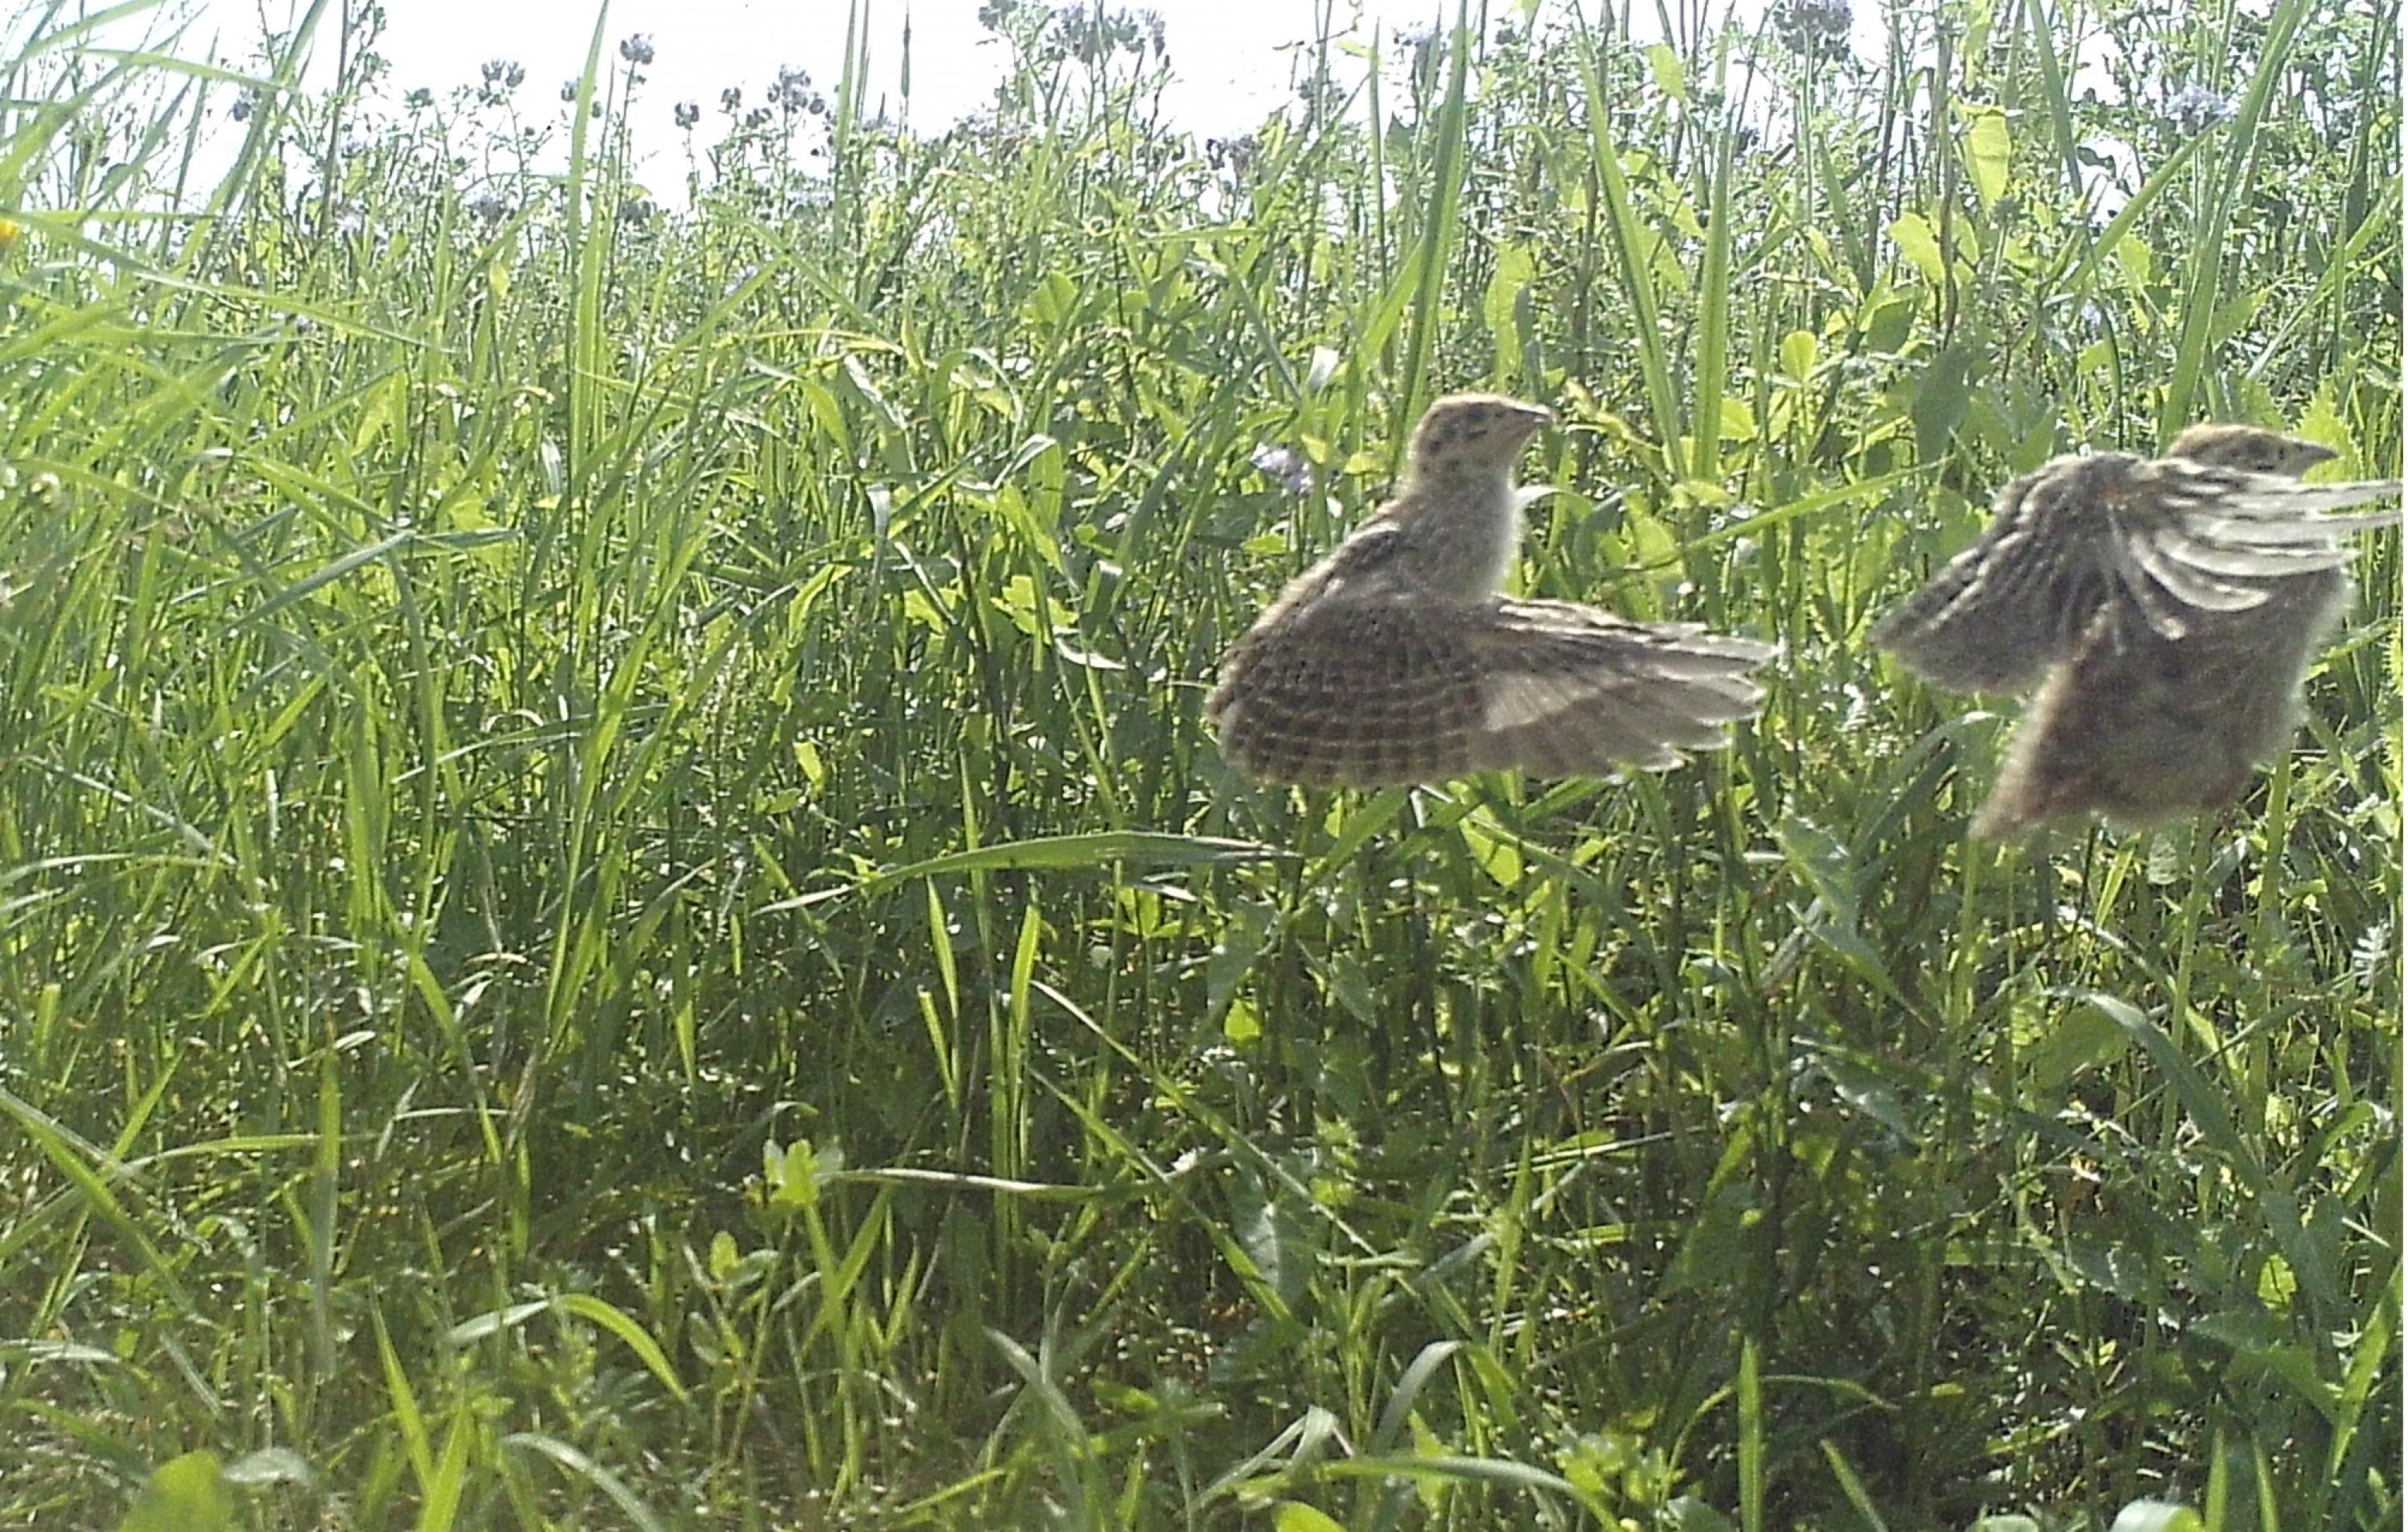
[0,218,22,253]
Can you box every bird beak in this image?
[1510,403,1554,437]
[2291,441,2340,471]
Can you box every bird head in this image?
[1408,394,1554,476]
[2165,423,2338,478]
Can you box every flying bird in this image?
[1870,424,2399,697]
[1871,424,2401,837]
[1207,394,1775,789]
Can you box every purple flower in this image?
[1771,0,1851,60]
[772,64,813,113]
[619,34,656,66]
[2165,82,2234,137]
[1250,444,1313,496]
[1206,135,1256,175]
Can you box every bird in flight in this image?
[1207,393,1775,789]
[1871,424,2401,837]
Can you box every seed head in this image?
[773,65,814,113]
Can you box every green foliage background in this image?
[0,0,2398,1526]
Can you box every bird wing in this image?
[1871,452,2401,694]
[1868,454,2129,694]
[1464,600,1775,776]
[1208,593,1487,787]
[1208,591,1775,788]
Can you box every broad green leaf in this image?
[1644,42,1684,99]
[2207,288,2265,348]
[2114,231,2154,287]
[2295,383,2357,472]
[1222,995,1261,1045]
[1962,104,2011,207]
[118,1452,233,1532]
[1887,211,1946,283]
[2023,1004,2129,1096]
[1485,241,1535,377]
[1229,1161,1311,1311]
[1206,899,1276,1037]
[1457,810,1524,887]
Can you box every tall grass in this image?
[0,0,2397,1526]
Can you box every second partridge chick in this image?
[1208,394,1775,788]
[1972,425,2399,838]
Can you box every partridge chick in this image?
[1970,425,2398,837]
[1208,394,1775,788]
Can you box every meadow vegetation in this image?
[0,0,2398,1526]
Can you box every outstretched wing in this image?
[1208,591,1775,788]
[1466,600,1775,775]
[1208,595,1486,787]
[1872,452,2400,694]
[2108,460,2398,610]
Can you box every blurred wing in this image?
[1465,599,1775,775]
[1209,593,1775,787]
[2131,463,2402,566]
[1870,454,2133,694]
[1208,595,1485,787]
[2104,461,2398,634]
[1873,454,2401,695]
[2137,464,2404,526]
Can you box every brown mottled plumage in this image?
[1972,424,2397,838]
[1871,425,2400,697]
[1206,394,1775,789]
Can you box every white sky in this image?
[50,0,1912,208]
[103,0,1475,203]
[159,1,1886,163]
[191,0,1434,138]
